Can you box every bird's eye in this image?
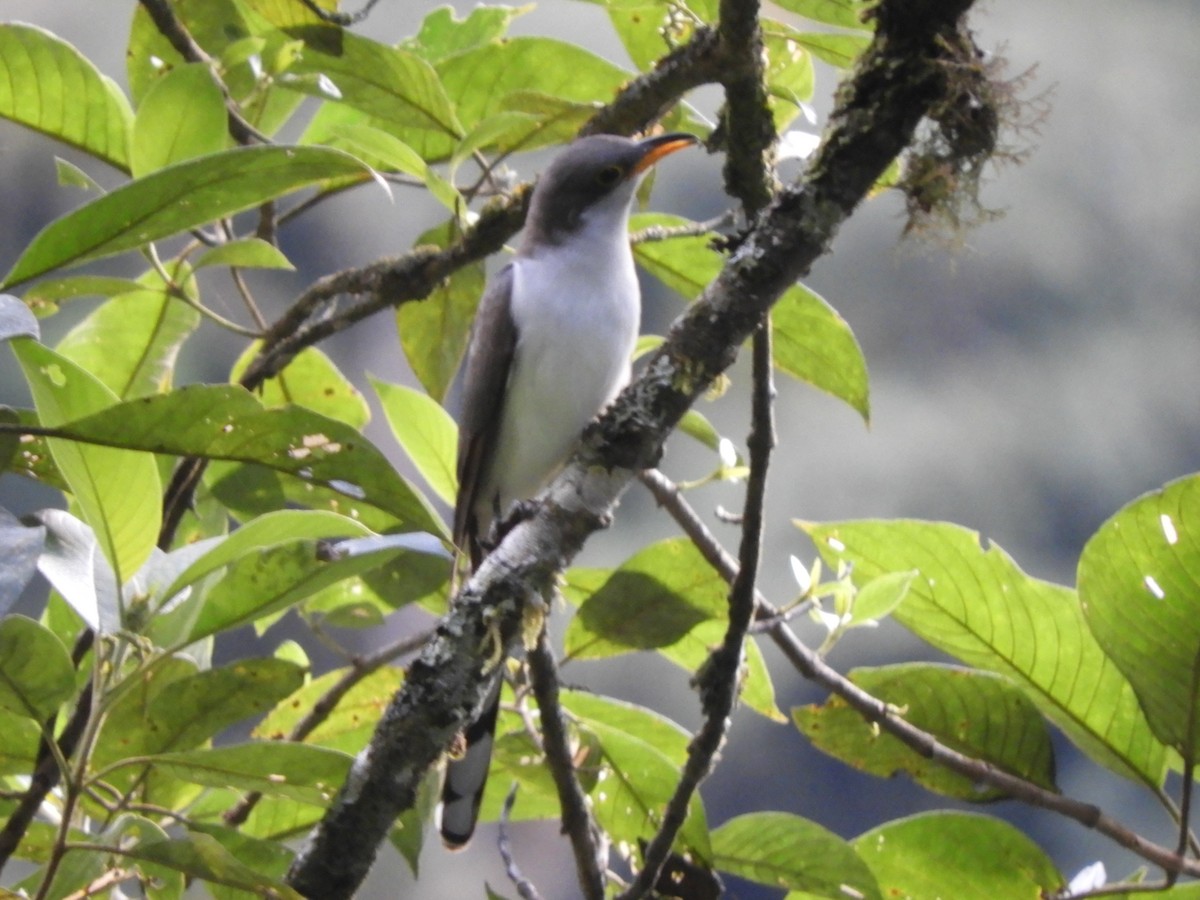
[596,165,623,186]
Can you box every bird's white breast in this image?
[481,210,640,520]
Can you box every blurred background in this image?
[2,1,1199,897]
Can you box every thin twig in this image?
[527,626,605,900]
[626,8,776,885]
[498,786,544,900]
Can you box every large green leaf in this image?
[563,552,783,721]
[55,264,200,399]
[13,338,161,584]
[793,664,1057,800]
[804,519,1167,787]
[437,37,628,134]
[26,384,444,535]
[143,742,352,805]
[0,23,132,169]
[631,213,869,420]
[565,539,728,658]
[372,377,459,507]
[154,509,372,612]
[713,812,880,899]
[0,615,75,721]
[1078,475,1200,753]
[278,27,462,141]
[131,62,228,177]
[853,813,1061,899]
[3,145,370,288]
[562,691,711,859]
[184,539,409,643]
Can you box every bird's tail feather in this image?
[440,675,502,848]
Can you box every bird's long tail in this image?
[440,674,502,848]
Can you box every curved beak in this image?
[632,132,700,175]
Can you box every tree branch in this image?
[624,0,777,893]
[285,2,983,895]
[527,628,605,900]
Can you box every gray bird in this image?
[441,132,698,848]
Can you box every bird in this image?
[440,131,698,848]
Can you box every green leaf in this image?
[93,658,305,775]
[187,822,295,900]
[853,813,1060,899]
[194,238,295,271]
[772,283,870,421]
[0,23,132,168]
[231,344,370,429]
[772,0,874,31]
[55,156,104,192]
[255,665,403,752]
[566,539,727,658]
[54,263,201,399]
[155,509,373,611]
[30,384,444,535]
[1079,474,1200,753]
[803,519,1168,787]
[577,0,708,72]
[279,28,462,141]
[144,743,352,805]
[119,833,302,898]
[437,37,627,136]
[110,816,184,900]
[712,812,880,898]
[396,221,485,401]
[793,664,1057,800]
[21,275,143,317]
[3,145,370,288]
[0,715,40,774]
[563,691,711,858]
[185,539,407,642]
[131,62,228,176]
[0,615,75,721]
[13,339,161,584]
[404,5,528,62]
[563,552,784,721]
[371,377,458,506]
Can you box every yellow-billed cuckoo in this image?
[442,132,698,847]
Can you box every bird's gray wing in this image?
[453,263,517,566]
[442,265,516,847]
